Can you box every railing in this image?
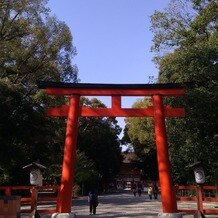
[0,185,59,214]
[0,185,217,215]
[175,185,218,215]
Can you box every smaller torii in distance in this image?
[37,81,185,216]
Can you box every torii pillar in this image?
[37,81,185,217]
[153,95,178,214]
[56,95,80,213]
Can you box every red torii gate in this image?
[38,81,185,215]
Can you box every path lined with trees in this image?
[0,0,217,193]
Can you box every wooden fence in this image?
[175,185,218,215]
[0,185,217,215]
[0,185,58,214]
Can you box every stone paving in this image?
[21,192,218,218]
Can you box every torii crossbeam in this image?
[37,81,185,215]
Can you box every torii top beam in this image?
[37,81,185,96]
[37,81,185,118]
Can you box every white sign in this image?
[194,167,205,184]
[30,169,43,186]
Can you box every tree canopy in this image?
[77,97,123,192]
[151,0,217,183]
[0,0,78,185]
[122,98,158,181]
[123,0,217,184]
[0,0,78,88]
[0,1,124,192]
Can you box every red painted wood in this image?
[30,187,37,211]
[112,96,121,108]
[39,83,186,214]
[175,185,196,190]
[5,187,11,196]
[81,107,154,117]
[203,186,217,190]
[46,87,185,96]
[37,197,57,201]
[198,185,204,213]
[204,209,218,214]
[153,95,178,213]
[1,184,217,215]
[176,196,197,201]
[56,95,80,213]
[204,197,218,202]
[21,197,32,203]
[48,105,185,117]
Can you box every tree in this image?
[122,98,159,181]
[124,98,154,151]
[77,97,123,191]
[0,0,78,184]
[74,151,99,195]
[0,0,78,88]
[150,0,218,183]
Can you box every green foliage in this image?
[124,98,154,149]
[0,0,78,185]
[0,0,123,190]
[74,151,100,194]
[150,0,218,184]
[0,78,67,184]
[122,98,158,180]
[78,98,123,189]
[150,0,194,53]
[0,0,78,88]
[123,0,217,184]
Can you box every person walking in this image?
[131,182,137,197]
[88,190,98,215]
[153,183,159,200]
[147,185,153,200]
[137,182,143,197]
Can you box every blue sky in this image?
[47,0,170,85]
[47,0,170,138]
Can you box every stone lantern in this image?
[189,161,206,218]
[23,162,46,186]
